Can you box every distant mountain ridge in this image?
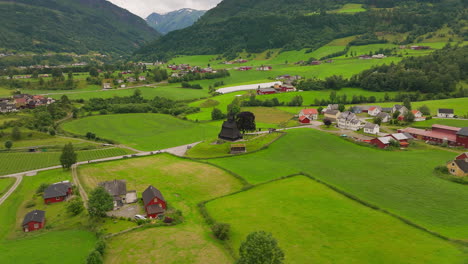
[146,8,206,35]
[0,0,160,54]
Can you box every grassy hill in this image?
[0,0,159,54]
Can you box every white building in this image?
[363,123,380,134]
[337,111,362,131]
[368,106,382,116]
[437,109,454,118]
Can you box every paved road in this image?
[0,142,202,206]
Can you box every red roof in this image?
[301,109,318,115]
[411,110,420,114]
[432,124,461,132]
[400,127,457,142]
[299,116,310,121]
[368,106,377,111]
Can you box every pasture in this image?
[0,177,14,196]
[412,118,468,129]
[77,154,243,264]
[206,176,466,263]
[0,147,133,176]
[62,114,220,151]
[208,128,468,239]
[0,169,96,263]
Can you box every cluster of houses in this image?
[447,152,468,177]
[102,76,147,89]
[168,64,217,78]
[0,94,55,113]
[221,59,249,65]
[359,54,387,60]
[257,83,296,95]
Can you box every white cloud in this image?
[107,0,221,18]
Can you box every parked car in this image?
[134,215,146,220]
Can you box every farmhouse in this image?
[257,88,277,95]
[337,111,361,131]
[359,106,372,113]
[138,76,146,81]
[23,210,45,232]
[447,159,468,177]
[376,112,390,123]
[381,107,393,113]
[238,66,253,71]
[43,181,73,204]
[370,136,395,149]
[142,185,167,218]
[350,106,362,114]
[411,110,426,121]
[99,179,137,209]
[388,133,413,146]
[325,104,339,112]
[218,117,243,141]
[399,125,468,148]
[324,110,341,122]
[0,101,17,113]
[392,105,408,115]
[299,109,318,123]
[127,77,136,82]
[438,108,455,118]
[368,106,382,116]
[363,123,379,134]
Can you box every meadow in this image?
[411,118,468,129]
[0,177,14,196]
[77,154,244,264]
[62,114,221,151]
[0,169,96,264]
[208,128,468,239]
[331,3,366,13]
[0,147,133,176]
[206,176,466,264]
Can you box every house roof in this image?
[411,110,421,114]
[339,111,357,120]
[456,152,468,159]
[22,210,45,225]
[377,136,394,144]
[364,123,378,129]
[146,204,165,215]
[390,133,410,141]
[43,182,72,199]
[381,107,392,112]
[142,185,165,206]
[453,159,468,173]
[325,110,340,115]
[376,112,390,119]
[432,124,460,132]
[399,127,458,142]
[456,127,468,136]
[402,133,414,140]
[300,109,318,115]
[99,180,127,197]
[438,108,454,114]
[299,115,310,121]
[368,106,377,111]
[258,88,277,92]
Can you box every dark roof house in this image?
[99,180,127,197]
[22,210,45,226]
[142,185,165,206]
[43,181,72,200]
[454,159,468,173]
[457,127,468,137]
[438,108,454,114]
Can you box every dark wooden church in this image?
[218,116,242,141]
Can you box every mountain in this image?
[136,0,466,60]
[0,0,160,54]
[146,8,206,35]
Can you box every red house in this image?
[370,136,394,149]
[22,210,45,232]
[142,185,166,218]
[456,152,468,161]
[43,181,73,204]
[299,115,311,124]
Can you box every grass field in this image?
[77,154,243,264]
[0,147,133,176]
[0,169,96,264]
[62,114,221,151]
[242,107,294,124]
[0,177,14,196]
[208,128,468,239]
[206,176,466,263]
[331,3,366,13]
[412,118,468,128]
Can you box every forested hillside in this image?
[0,0,160,54]
[136,0,467,59]
[146,8,206,34]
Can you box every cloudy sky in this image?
[107,0,222,18]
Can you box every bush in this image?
[163,217,174,223]
[66,197,84,216]
[86,250,103,264]
[36,183,49,194]
[212,222,230,240]
[24,200,36,208]
[434,165,449,174]
[95,239,106,255]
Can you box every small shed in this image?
[230,144,246,154]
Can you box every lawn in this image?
[411,118,468,129]
[62,114,221,151]
[0,177,14,196]
[0,169,96,263]
[0,147,133,176]
[77,154,243,264]
[208,128,468,239]
[206,176,466,263]
[186,132,283,159]
[330,3,367,13]
[242,107,294,125]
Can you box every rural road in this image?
[0,142,201,206]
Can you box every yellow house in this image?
[324,110,341,122]
[447,160,468,177]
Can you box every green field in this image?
[78,154,243,264]
[412,118,468,128]
[0,147,133,176]
[330,3,366,13]
[207,176,466,263]
[0,169,96,264]
[62,114,221,151]
[208,128,468,239]
[0,177,14,196]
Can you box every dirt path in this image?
[0,176,22,206]
[71,164,88,207]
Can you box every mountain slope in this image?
[0,0,160,54]
[136,0,466,60]
[146,8,206,34]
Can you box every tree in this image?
[211,108,225,120]
[66,197,84,216]
[11,127,21,141]
[237,231,284,264]
[86,250,103,264]
[87,186,113,217]
[212,222,230,240]
[89,68,99,78]
[60,143,77,169]
[418,105,431,115]
[323,118,332,127]
[338,104,345,112]
[4,140,12,150]
[403,97,412,110]
[404,111,415,122]
[392,110,400,119]
[373,117,382,125]
[95,239,106,255]
[236,112,256,133]
[288,95,303,106]
[317,106,323,114]
[36,183,49,194]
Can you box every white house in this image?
[368,106,382,116]
[299,109,318,121]
[437,109,454,118]
[138,76,146,81]
[363,123,380,134]
[411,110,426,121]
[376,112,390,123]
[102,83,111,89]
[337,111,362,131]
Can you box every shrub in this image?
[95,239,106,255]
[212,222,230,240]
[163,217,174,223]
[434,165,449,174]
[66,197,84,216]
[36,183,49,194]
[86,250,103,264]
[24,200,36,208]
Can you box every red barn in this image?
[456,152,468,161]
[22,210,45,232]
[142,185,166,218]
[370,136,394,149]
[299,115,311,124]
[456,128,468,148]
[43,181,73,204]
[257,88,277,95]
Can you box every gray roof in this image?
[99,180,127,197]
[147,204,165,214]
[142,185,165,206]
[456,127,468,136]
[43,182,72,199]
[22,210,45,226]
[258,88,277,92]
[438,108,454,114]
[325,109,340,115]
[364,123,378,129]
[327,104,339,110]
[394,104,403,109]
[381,107,392,112]
[454,159,468,173]
[349,119,360,124]
[339,111,357,121]
[376,112,390,119]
